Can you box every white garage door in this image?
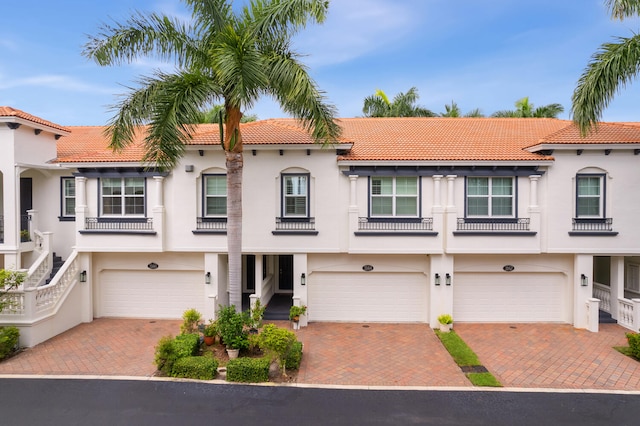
[308,272,428,322]
[98,270,206,318]
[453,272,568,322]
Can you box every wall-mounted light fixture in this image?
[185,164,194,172]
[445,273,452,286]
[301,273,306,286]
[581,273,588,287]
[79,270,87,283]
[435,273,441,286]
[205,272,211,285]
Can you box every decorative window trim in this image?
[59,176,76,221]
[281,173,310,218]
[575,173,605,218]
[202,174,227,218]
[464,176,517,219]
[99,177,146,217]
[368,176,421,218]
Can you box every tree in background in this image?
[362,87,436,117]
[440,101,485,117]
[196,105,257,124]
[491,97,564,118]
[572,0,640,135]
[83,0,341,312]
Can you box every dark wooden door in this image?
[20,178,32,231]
[246,255,255,292]
[278,255,293,292]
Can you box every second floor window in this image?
[204,175,227,216]
[101,177,145,216]
[466,177,514,217]
[61,177,76,218]
[282,174,309,217]
[370,176,418,217]
[576,174,604,217]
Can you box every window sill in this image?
[354,231,438,237]
[453,231,537,236]
[272,230,318,236]
[58,216,76,222]
[79,230,157,235]
[568,231,618,237]
[192,230,227,235]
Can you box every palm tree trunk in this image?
[225,106,244,313]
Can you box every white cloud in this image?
[0,74,115,94]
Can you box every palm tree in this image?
[196,105,257,124]
[362,87,436,117]
[439,101,485,117]
[491,97,564,118]
[572,0,640,135]
[83,0,341,312]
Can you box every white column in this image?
[153,176,165,208]
[348,175,358,210]
[574,254,594,329]
[445,175,457,210]
[529,175,541,208]
[75,177,87,235]
[433,175,443,209]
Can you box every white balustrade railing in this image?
[0,251,79,320]
[617,298,640,332]
[593,282,611,313]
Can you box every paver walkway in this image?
[455,323,640,391]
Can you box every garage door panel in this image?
[99,270,205,318]
[308,272,427,322]
[454,273,567,322]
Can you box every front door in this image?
[245,255,255,292]
[278,255,293,293]
[20,178,32,232]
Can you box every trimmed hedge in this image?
[285,341,303,370]
[226,357,270,383]
[154,333,200,375]
[627,333,640,359]
[172,356,219,380]
[0,326,19,360]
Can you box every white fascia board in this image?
[0,117,70,136]
[243,143,353,151]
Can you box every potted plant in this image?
[203,320,218,346]
[289,305,307,329]
[437,314,453,333]
[19,230,31,242]
[217,305,249,359]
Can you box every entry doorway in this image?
[278,255,293,293]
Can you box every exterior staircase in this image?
[44,253,64,285]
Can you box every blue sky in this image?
[2,0,640,126]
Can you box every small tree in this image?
[0,269,27,314]
[258,324,297,376]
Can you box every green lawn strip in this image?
[434,329,502,387]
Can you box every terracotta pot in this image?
[204,336,215,346]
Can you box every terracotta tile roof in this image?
[56,126,148,163]
[326,117,570,162]
[55,117,640,164]
[530,122,640,146]
[0,106,70,133]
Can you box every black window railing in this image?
[572,218,613,232]
[85,217,153,231]
[196,217,227,231]
[457,218,530,231]
[358,217,433,231]
[275,217,316,231]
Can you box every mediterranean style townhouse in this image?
[1,106,639,347]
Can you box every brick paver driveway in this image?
[455,323,640,391]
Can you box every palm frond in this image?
[607,0,640,20]
[572,34,640,135]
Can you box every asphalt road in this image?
[1,378,639,425]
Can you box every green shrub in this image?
[154,333,200,374]
[258,324,297,375]
[180,308,202,334]
[284,340,303,370]
[226,357,270,383]
[0,326,19,360]
[626,333,640,359]
[171,356,219,380]
[217,305,249,350]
